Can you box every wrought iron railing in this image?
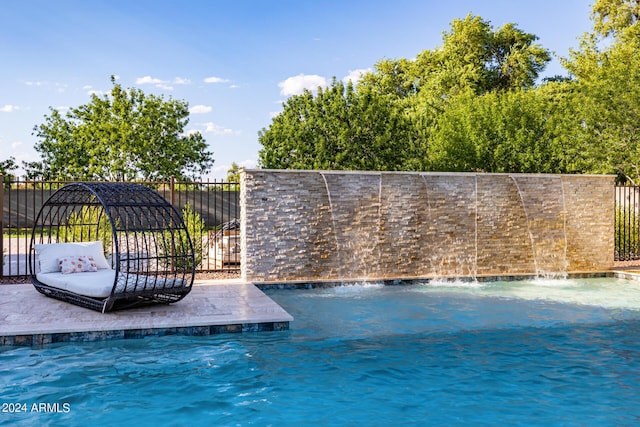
[615,184,640,261]
[1,176,240,278]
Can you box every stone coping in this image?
[252,271,630,289]
[245,169,616,179]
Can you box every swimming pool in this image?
[2,277,640,426]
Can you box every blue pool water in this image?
[2,278,640,426]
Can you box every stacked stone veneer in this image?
[240,170,614,282]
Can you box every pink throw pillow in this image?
[58,255,99,274]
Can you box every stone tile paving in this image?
[0,279,292,346]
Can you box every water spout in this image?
[242,170,612,283]
[319,172,382,280]
[474,174,479,279]
[320,172,341,273]
[511,175,539,274]
[560,176,569,273]
[374,173,383,264]
[511,175,568,279]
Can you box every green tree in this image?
[226,162,241,182]
[262,14,552,173]
[359,57,419,99]
[30,76,214,181]
[562,0,640,181]
[423,14,549,95]
[0,157,18,187]
[591,0,640,38]
[362,14,550,101]
[258,79,416,171]
[428,84,579,174]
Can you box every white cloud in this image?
[278,74,327,96]
[174,77,191,85]
[204,122,233,135]
[136,76,165,85]
[342,68,371,85]
[208,164,230,178]
[1,105,18,112]
[204,76,230,84]
[190,105,212,114]
[238,159,256,169]
[135,76,176,90]
[84,85,104,96]
[24,81,45,86]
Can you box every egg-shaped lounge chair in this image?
[28,182,195,313]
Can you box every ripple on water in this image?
[3,278,640,426]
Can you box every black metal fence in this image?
[1,176,240,278]
[615,184,640,261]
[6,178,632,273]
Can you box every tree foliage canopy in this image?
[591,0,640,38]
[562,0,640,181]
[258,3,640,182]
[29,76,214,181]
[259,14,552,174]
[259,80,417,171]
[419,15,550,95]
[6,2,640,183]
[0,157,18,187]
[359,15,550,100]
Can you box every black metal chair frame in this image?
[29,182,195,312]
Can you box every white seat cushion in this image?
[36,270,188,299]
[36,269,116,298]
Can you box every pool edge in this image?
[254,270,631,290]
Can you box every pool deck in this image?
[0,279,293,346]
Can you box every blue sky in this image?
[1,0,593,180]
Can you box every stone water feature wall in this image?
[240,170,614,282]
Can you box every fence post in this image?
[170,175,175,206]
[170,175,176,272]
